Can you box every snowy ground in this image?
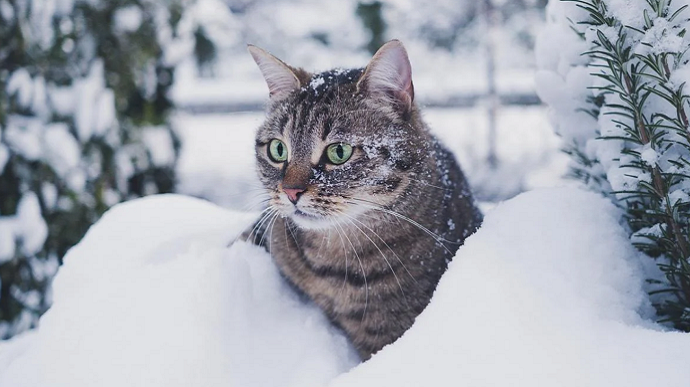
[2,188,689,386]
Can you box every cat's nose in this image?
[283,187,306,204]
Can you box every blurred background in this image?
[0,0,566,340]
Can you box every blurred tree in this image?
[195,26,218,77]
[356,1,387,54]
[0,0,214,339]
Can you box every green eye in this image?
[268,139,288,162]
[326,143,353,165]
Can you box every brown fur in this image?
[243,41,482,360]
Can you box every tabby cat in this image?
[244,40,482,360]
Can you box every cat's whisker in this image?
[338,212,409,306]
[336,210,417,285]
[239,196,272,213]
[406,177,453,191]
[268,209,282,260]
[229,205,275,247]
[246,206,278,245]
[346,197,457,255]
[286,218,303,255]
[261,210,281,249]
[333,219,368,322]
[216,186,272,202]
[328,218,350,294]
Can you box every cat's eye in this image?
[326,143,353,165]
[268,139,288,162]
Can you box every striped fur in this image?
[244,41,482,360]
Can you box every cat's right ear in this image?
[357,40,414,112]
[247,45,301,100]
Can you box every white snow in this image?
[74,61,115,141]
[638,17,685,55]
[174,112,263,210]
[2,188,689,386]
[0,144,9,173]
[0,192,49,263]
[330,188,690,386]
[43,123,81,179]
[0,195,358,387]
[7,69,33,109]
[113,5,143,33]
[4,117,43,161]
[141,126,176,167]
[640,145,659,166]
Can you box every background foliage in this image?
[0,0,211,338]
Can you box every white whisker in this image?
[333,220,368,322]
[346,197,457,255]
[339,212,408,305]
[337,210,417,285]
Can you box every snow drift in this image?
[0,195,358,387]
[1,188,690,386]
[331,188,690,386]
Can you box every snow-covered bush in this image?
[537,0,690,329]
[0,0,212,338]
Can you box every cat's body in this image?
[244,41,482,360]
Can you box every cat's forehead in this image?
[301,68,364,100]
[259,68,368,140]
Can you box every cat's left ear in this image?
[358,40,414,111]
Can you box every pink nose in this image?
[283,187,305,204]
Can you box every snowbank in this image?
[331,188,690,387]
[2,188,690,386]
[0,195,358,387]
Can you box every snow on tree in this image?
[0,0,213,339]
[536,0,690,329]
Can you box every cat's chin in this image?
[287,210,335,231]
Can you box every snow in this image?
[74,61,115,141]
[0,192,48,263]
[43,123,81,179]
[4,117,43,161]
[0,144,9,173]
[536,0,690,250]
[330,188,690,386]
[638,17,685,55]
[0,195,358,387]
[7,69,33,112]
[113,5,143,33]
[174,112,263,210]
[640,145,658,166]
[141,126,176,167]
[2,188,689,386]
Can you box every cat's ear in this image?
[247,45,306,100]
[358,39,414,111]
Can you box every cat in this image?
[243,40,482,360]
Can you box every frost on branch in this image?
[537,0,690,329]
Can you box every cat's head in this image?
[249,40,429,230]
